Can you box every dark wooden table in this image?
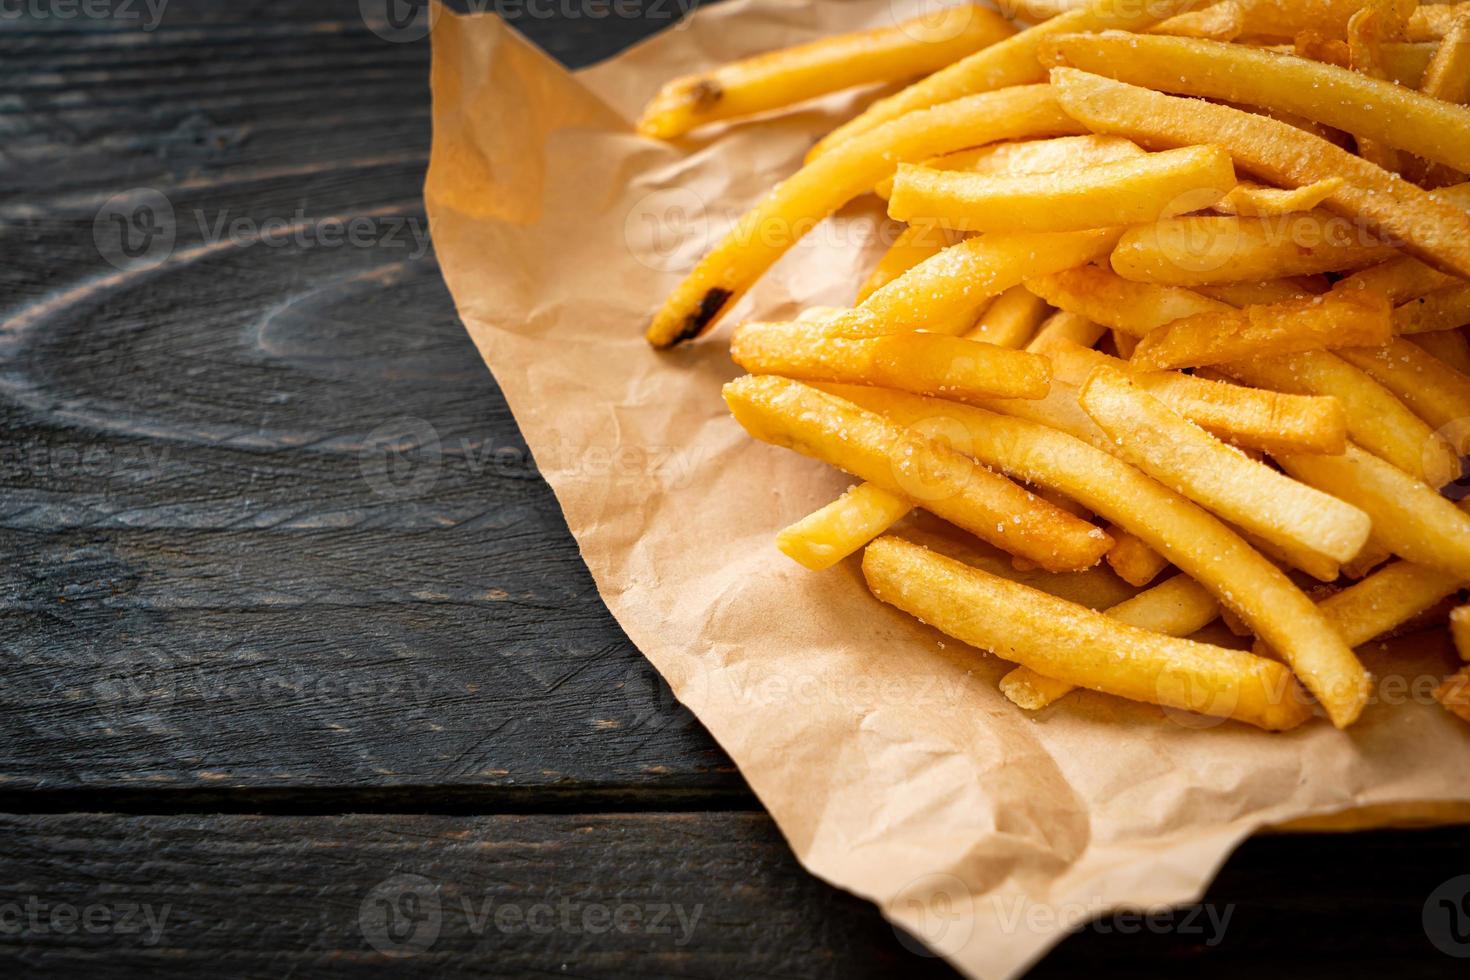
[1,1,1466,976]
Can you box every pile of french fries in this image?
[637,0,1470,732]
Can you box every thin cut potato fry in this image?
[863,536,1311,731]
[1079,367,1372,566]
[1196,277,1326,306]
[807,0,1199,158]
[1420,15,1470,103]
[1215,179,1346,216]
[1258,561,1463,656]
[1395,284,1470,336]
[1150,2,1245,41]
[1042,34,1470,173]
[828,384,1371,727]
[888,145,1237,233]
[1049,68,1470,279]
[1130,289,1392,371]
[1436,667,1470,723]
[722,376,1112,571]
[1110,213,1397,285]
[1047,341,1349,454]
[856,222,960,303]
[1411,3,1470,41]
[1409,330,1470,377]
[1025,311,1104,353]
[1343,7,1406,175]
[1337,339,1470,431]
[1001,574,1222,710]
[1105,526,1171,587]
[827,228,1119,339]
[874,134,1145,200]
[635,5,1016,139]
[646,84,1085,347]
[1277,444,1470,580]
[776,482,910,571]
[965,283,1050,348]
[1026,263,1228,336]
[1216,351,1456,485]
[1452,606,1470,661]
[730,321,1051,402]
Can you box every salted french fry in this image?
[1110,213,1397,285]
[1151,1,1244,41]
[1410,3,1470,41]
[1105,526,1171,587]
[827,384,1371,726]
[730,321,1050,402]
[1216,351,1457,485]
[1409,330,1470,378]
[1026,263,1229,336]
[1215,179,1345,217]
[827,228,1119,339]
[1420,15,1470,103]
[635,5,1016,139]
[1451,605,1470,661]
[1042,33,1470,173]
[1001,574,1222,710]
[1259,561,1463,657]
[1025,311,1104,353]
[888,145,1237,233]
[1047,341,1349,454]
[1277,444,1470,580]
[874,134,1146,199]
[647,84,1085,347]
[1233,0,1401,40]
[1436,667,1470,723]
[1344,6,1407,175]
[722,376,1111,571]
[965,283,1050,348]
[1233,523,1344,585]
[807,0,1198,158]
[1332,257,1455,305]
[1395,284,1470,336]
[1337,339,1470,431]
[864,536,1310,731]
[1080,367,1371,567]
[1130,289,1392,371]
[1196,277,1326,306]
[1343,540,1394,580]
[856,222,961,303]
[1048,68,1470,279]
[776,482,911,571]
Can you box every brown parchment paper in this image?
[424,2,1470,975]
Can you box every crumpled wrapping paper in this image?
[423,1,1470,975]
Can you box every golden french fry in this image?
[730,321,1051,402]
[828,228,1119,339]
[1436,667,1470,723]
[1411,3,1470,41]
[1049,67,1470,279]
[1451,605,1470,661]
[874,134,1146,200]
[1001,573,1222,710]
[647,84,1084,347]
[1337,339,1470,431]
[827,383,1370,726]
[1395,284,1470,336]
[1047,341,1348,454]
[1025,311,1104,353]
[807,0,1199,158]
[888,145,1237,234]
[1215,179,1346,217]
[1234,0,1396,39]
[1421,15,1470,103]
[1042,33,1470,172]
[1079,367,1371,566]
[1409,330,1470,377]
[1104,525,1171,587]
[776,482,911,571]
[1151,1,1244,41]
[964,283,1050,348]
[1277,444,1470,580]
[1026,263,1228,336]
[1196,277,1327,306]
[1130,288,1392,371]
[1344,7,1407,174]
[856,222,961,303]
[1260,561,1462,656]
[722,376,1111,571]
[1232,523,1343,585]
[1110,213,1397,285]
[1343,540,1394,580]
[636,6,1016,139]
[864,536,1310,731]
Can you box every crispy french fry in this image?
[1451,605,1470,661]
[1196,277,1326,306]
[1337,339,1470,431]
[1049,67,1470,279]
[1436,666,1470,723]
[1259,561,1463,656]
[1234,0,1398,40]
[722,376,1111,571]
[1043,33,1470,172]
[874,134,1146,199]
[1105,526,1171,587]
[807,0,1199,158]
[1343,540,1394,580]
[636,6,1017,139]
[1344,6,1407,174]
[1233,523,1344,585]
[1110,213,1397,285]
[730,321,1051,402]
[1001,573,1222,710]
[1216,351,1457,485]
[1335,257,1456,305]
[1409,330,1470,377]
[1047,341,1348,454]
[965,283,1050,348]
[1410,3,1470,41]
[1395,284,1470,336]
[1025,311,1104,353]
[776,482,911,570]
[1215,179,1345,216]
[1131,288,1392,371]
[863,536,1310,730]
[647,84,1085,347]
[857,222,961,303]
[1277,444,1470,580]
[1420,15,1470,103]
[1026,263,1229,335]
[827,383,1371,726]
[827,228,1119,339]
[1080,367,1371,566]
[888,145,1236,233]
[1151,1,1245,41]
